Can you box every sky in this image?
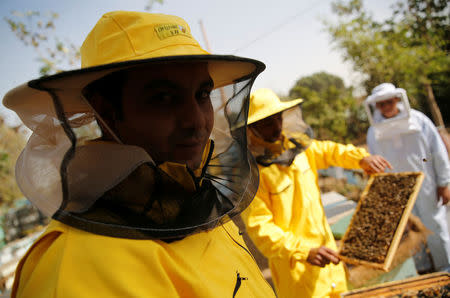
[0,0,398,126]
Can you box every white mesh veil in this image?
[364,84,420,140]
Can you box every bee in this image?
[341,174,419,264]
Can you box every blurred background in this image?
[0,0,448,295]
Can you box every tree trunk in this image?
[425,83,450,158]
[425,83,445,128]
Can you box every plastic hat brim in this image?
[366,88,406,105]
[3,55,265,124]
[247,97,303,126]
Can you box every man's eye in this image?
[196,89,211,102]
[149,92,175,104]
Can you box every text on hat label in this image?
[155,24,191,40]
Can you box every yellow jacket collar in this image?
[248,129,290,157]
[158,139,212,192]
[248,130,312,166]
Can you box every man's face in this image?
[113,63,214,169]
[250,112,283,143]
[375,97,400,119]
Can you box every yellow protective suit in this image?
[12,220,275,298]
[242,139,370,298]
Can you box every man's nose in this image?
[177,95,206,130]
[273,118,282,131]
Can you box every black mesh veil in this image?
[248,105,314,167]
[4,55,265,240]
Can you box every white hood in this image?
[365,83,420,140]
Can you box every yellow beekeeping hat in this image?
[247,88,303,125]
[4,11,265,116]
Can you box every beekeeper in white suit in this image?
[365,82,450,273]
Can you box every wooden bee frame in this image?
[338,172,424,271]
[341,272,449,297]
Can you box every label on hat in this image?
[155,24,191,40]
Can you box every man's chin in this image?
[176,158,202,170]
[173,151,204,169]
[383,112,396,119]
[268,135,282,143]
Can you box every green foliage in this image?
[0,119,26,207]
[430,71,450,124]
[4,11,80,75]
[325,0,450,116]
[289,72,367,143]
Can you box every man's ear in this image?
[86,92,120,141]
[248,124,262,139]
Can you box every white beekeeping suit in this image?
[366,83,450,272]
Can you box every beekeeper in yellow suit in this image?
[241,88,392,298]
[3,12,276,297]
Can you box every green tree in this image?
[289,72,367,143]
[5,11,80,75]
[0,118,26,207]
[325,0,449,127]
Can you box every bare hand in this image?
[359,155,393,175]
[437,186,450,205]
[307,246,340,267]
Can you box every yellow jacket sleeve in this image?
[241,178,310,263]
[307,140,370,171]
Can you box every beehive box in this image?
[341,272,449,297]
[338,172,424,271]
